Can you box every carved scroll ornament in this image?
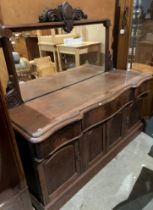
[39,2,88,32]
[6,75,21,108]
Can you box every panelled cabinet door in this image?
[127,98,142,129]
[80,126,104,171]
[106,111,123,149]
[43,142,80,196]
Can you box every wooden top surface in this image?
[20,65,104,102]
[9,65,152,143]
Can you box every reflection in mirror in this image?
[10,24,105,83]
[0,48,9,94]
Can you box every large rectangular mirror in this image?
[10,24,105,79]
[0,19,110,107]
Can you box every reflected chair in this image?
[32,56,57,78]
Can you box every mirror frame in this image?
[0,19,111,108]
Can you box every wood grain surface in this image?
[9,65,152,143]
[0,81,33,210]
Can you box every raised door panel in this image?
[80,126,103,171]
[128,99,142,129]
[106,111,123,149]
[44,143,79,195]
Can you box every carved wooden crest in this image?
[39,2,87,32]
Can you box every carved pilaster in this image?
[0,32,23,108]
[6,75,22,108]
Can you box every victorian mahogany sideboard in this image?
[9,64,152,210]
[1,18,152,210]
[0,81,32,209]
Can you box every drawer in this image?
[83,89,133,130]
[135,81,149,98]
[33,121,81,160]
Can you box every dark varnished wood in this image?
[132,65,153,117]
[106,110,123,148]
[25,36,40,60]
[0,37,23,107]
[0,80,32,209]
[33,121,81,160]
[44,144,79,195]
[39,2,88,33]
[83,88,133,130]
[10,67,152,142]
[1,19,110,33]
[9,65,153,210]
[80,126,104,172]
[20,64,104,102]
[1,10,150,210]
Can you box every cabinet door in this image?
[80,126,104,171]
[106,111,123,149]
[127,98,142,129]
[43,142,79,195]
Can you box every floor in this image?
[60,132,153,210]
[145,117,153,138]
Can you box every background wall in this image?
[0,0,115,25]
[0,5,3,23]
[0,0,115,45]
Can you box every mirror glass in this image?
[9,24,106,102]
[10,24,105,84]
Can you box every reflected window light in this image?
[11,41,16,45]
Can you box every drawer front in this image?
[34,121,81,160]
[83,89,133,130]
[135,81,149,98]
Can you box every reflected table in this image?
[57,41,101,71]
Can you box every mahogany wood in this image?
[132,64,153,117]
[0,76,32,209]
[1,19,110,32]
[9,65,153,210]
[113,0,133,70]
[39,2,88,33]
[0,37,23,107]
[25,36,40,60]
[1,17,153,210]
